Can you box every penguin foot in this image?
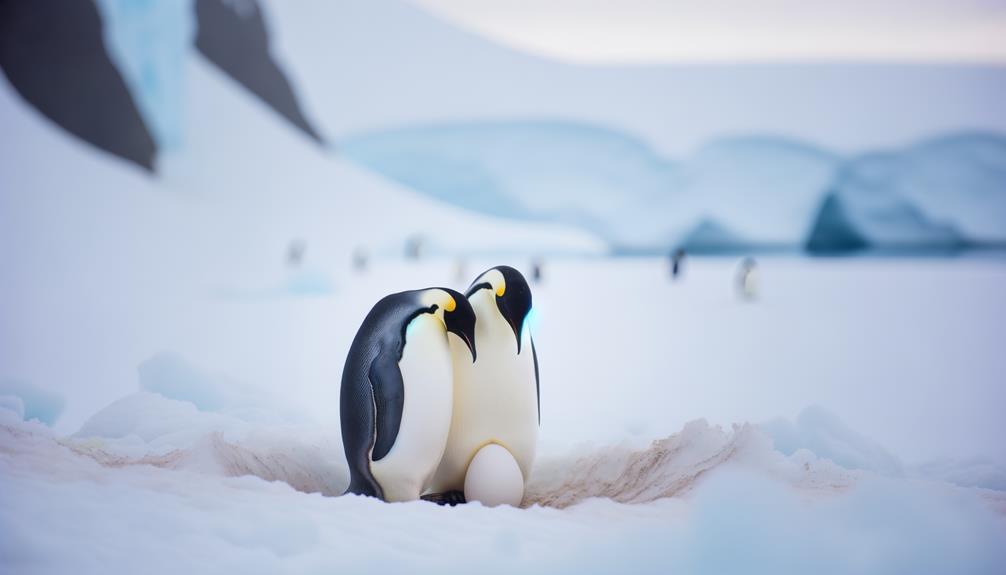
[421,491,467,506]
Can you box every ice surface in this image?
[803,134,1006,252]
[869,134,1006,242]
[803,137,1006,252]
[345,123,1006,253]
[94,0,194,149]
[342,123,838,251]
[761,405,904,476]
[0,380,65,426]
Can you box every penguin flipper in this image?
[341,370,384,499]
[369,344,405,461]
[531,335,540,425]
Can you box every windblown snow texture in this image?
[0,0,156,171]
[3,396,1006,574]
[194,0,323,144]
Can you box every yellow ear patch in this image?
[444,296,456,312]
[496,284,506,297]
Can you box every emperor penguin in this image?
[429,266,539,506]
[340,288,477,502]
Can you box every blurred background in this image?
[1,0,1005,478]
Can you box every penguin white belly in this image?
[370,314,454,502]
[431,320,538,493]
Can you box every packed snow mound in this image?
[4,405,1006,574]
[68,392,862,506]
[136,352,304,422]
[525,420,857,509]
[73,392,348,496]
[46,391,998,513]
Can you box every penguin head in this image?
[467,266,532,353]
[422,288,477,362]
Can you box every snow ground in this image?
[3,391,1006,574]
[3,255,1006,573]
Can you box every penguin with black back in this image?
[341,288,476,502]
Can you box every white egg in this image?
[463,443,524,507]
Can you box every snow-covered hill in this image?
[263,0,1006,154]
[0,48,603,429]
[5,0,1005,255]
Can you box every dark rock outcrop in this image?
[194,0,323,144]
[0,0,157,171]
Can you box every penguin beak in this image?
[444,298,478,363]
[497,297,523,354]
[459,332,477,363]
[505,315,522,354]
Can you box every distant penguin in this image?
[352,246,369,272]
[404,235,426,260]
[736,257,759,300]
[429,266,539,506]
[286,239,306,268]
[670,248,686,280]
[341,288,477,502]
[531,257,544,284]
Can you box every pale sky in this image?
[411,0,1006,64]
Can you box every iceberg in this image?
[343,123,839,252]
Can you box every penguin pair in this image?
[340,266,539,505]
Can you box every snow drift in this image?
[3,393,1006,574]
